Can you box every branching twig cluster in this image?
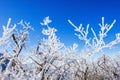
[0,17,120,80]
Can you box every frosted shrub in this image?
[0,18,32,80]
[68,17,120,59]
[0,17,120,80]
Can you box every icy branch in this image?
[13,20,32,56]
[40,16,52,26]
[0,18,16,46]
[68,20,92,48]
[68,17,120,59]
[0,17,120,80]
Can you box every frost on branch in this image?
[12,20,32,56]
[68,17,120,59]
[29,16,65,80]
[0,18,16,46]
[0,19,32,80]
[40,16,52,26]
[0,17,120,80]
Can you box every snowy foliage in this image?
[0,17,120,80]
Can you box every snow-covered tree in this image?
[0,18,32,80]
[0,17,120,80]
[68,17,120,59]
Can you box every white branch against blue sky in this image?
[0,0,120,54]
[0,0,120,79]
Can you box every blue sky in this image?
[0,0,120,53]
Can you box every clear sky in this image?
[0,0,120,54]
